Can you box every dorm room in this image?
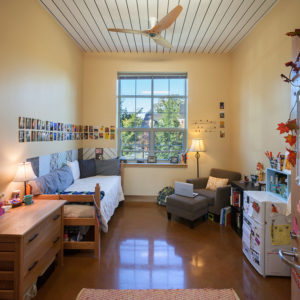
[0,0,300,300]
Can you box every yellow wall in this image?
[0,0,83,196]
[230,0,300,177]
[82,53,232,195]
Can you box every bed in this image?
[28,158,124,258]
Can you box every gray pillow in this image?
[55,165,74,192]
[28,165,73,195]
[95,159,120,176]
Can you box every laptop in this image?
[174,181,198,198]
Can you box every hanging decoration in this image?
[276,30,300,167]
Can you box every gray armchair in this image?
[187,168,241,216]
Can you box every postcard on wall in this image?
[37,120,41,130]
[100,126,104,132]
[220,102,224,109]
[84,133,88,140]
[220,121,225,128]
[84,126,88,132]
[94,126,99,133]
[50,121,53,131]
[79,125,83,133]
[89,126,94,133]
[19,117,25,129]
[41,121,45,130]
[110,133,115,140]
[99,132,104,139]
[220,112,225,118]
[89,133,94,139]
[95,148,103,160]
[19,131,24,143]
[26,118,31,129]
[25,131,31,142]
[220,130,225,138]
[94,133,99,140]
[31,119,37,130]
[105,132,109,140]
[105,127,109,133]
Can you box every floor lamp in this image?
[189,138,206,178]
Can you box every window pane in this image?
[153,113,168,128]
[121,112,135,128]
[136,98,151,113]
[136,79,151,95]
[154,132,169,145]
[121,131,135,145]
[169,113,185,128]
[154,79,168,95]
[170,132,184,145]
[121,151,135,159]
[155,151,169,160]
[136,152,149,159]
[120,97,135,113]
[120,79,135,95]
[136,132,150,145]
[153,98,168,113]
[170,79,185,96]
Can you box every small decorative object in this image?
[11,199,22,208]
[170,156,179,164]
[11,190,20,201]
[157,186,175,206]
[137,159,144,163]
[181,153,187,164]
[147,156,157,163]
[251,174,258,185]
[95,148,104,160]
[23,194,33,205]
[256,162,265,182]
[252,201,260,213]
[244,175,249,182]
[189,138,206,178]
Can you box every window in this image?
[117,73,187,161]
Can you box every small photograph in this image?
[72,125,75,132]
[31,131,37,142]
[84,133,89,140]
[80,133,83,140]
[50,132,53,141]
[220,112,225,118]
[19,131,24,143]
[19,117,25,129]
[54,132,58,141]
[25,131,31,142]
[220,102,224,109]
[220,121,225,128]
[79,125,83,133]
[54,123,57,131]
[89,133,94,139]
[26,118,32,129]
[105,132,109,140]
[61,123,64,131]
[31,119,37,130]
[37,131,42,142]
[110,133,115,140]
[50,121,53,131]
[94,133,99,140]
[76,133,80,140]
[89,126,93,133]
[58,123,61,131]
[41,121,46,130]
[57,132,61,140]
[84,126,89,132]
[99,132,104,139]
[105,127,109,133]
[100,126,104,132]
[41,132,46,141]
[37,119,41,130]
[220,130,225,138]
[95,148,104,160]
[94,126,99,133]
[46,121,50,131]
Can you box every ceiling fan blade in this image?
[108,28,145,35]
[150,5,183,34]
[152,35,173,48]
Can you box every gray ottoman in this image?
[166,194,209,228]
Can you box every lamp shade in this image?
[13,162,36,182]
[189,138,206,152]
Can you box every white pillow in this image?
[67,160,80,181]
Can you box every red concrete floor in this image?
[35,202,290,300]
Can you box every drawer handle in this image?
[53,236,60,244]
[53,214,60,221]
[28,233,39,243]
[28,260,38,272]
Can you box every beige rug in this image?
[76,288,240,300]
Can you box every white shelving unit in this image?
[266,168,291,201]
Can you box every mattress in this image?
[64,175,124,232]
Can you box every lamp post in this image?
[13,162,36,195]
[189,139,206,178]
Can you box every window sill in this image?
[124,163,188,168]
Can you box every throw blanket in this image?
[76,288,240,300]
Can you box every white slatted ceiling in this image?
[40,0,279,53]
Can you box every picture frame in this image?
[19,117,25,129]
[170,156,179,164]
[147,156,157,163]
[220,102,224,109]
[220,112,225,118]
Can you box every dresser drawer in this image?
[23,240,60,292]
[23,208,61,256]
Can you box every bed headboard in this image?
[27,147,118,177]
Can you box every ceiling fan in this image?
[108,5,183,48]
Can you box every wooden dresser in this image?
[0,200,66,300]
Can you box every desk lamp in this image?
[189,138,206,178]
[13,162,36,195]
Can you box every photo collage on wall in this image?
[219,101,225,138]
[18,117,116,143]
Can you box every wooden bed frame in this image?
[29,162,125,259]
